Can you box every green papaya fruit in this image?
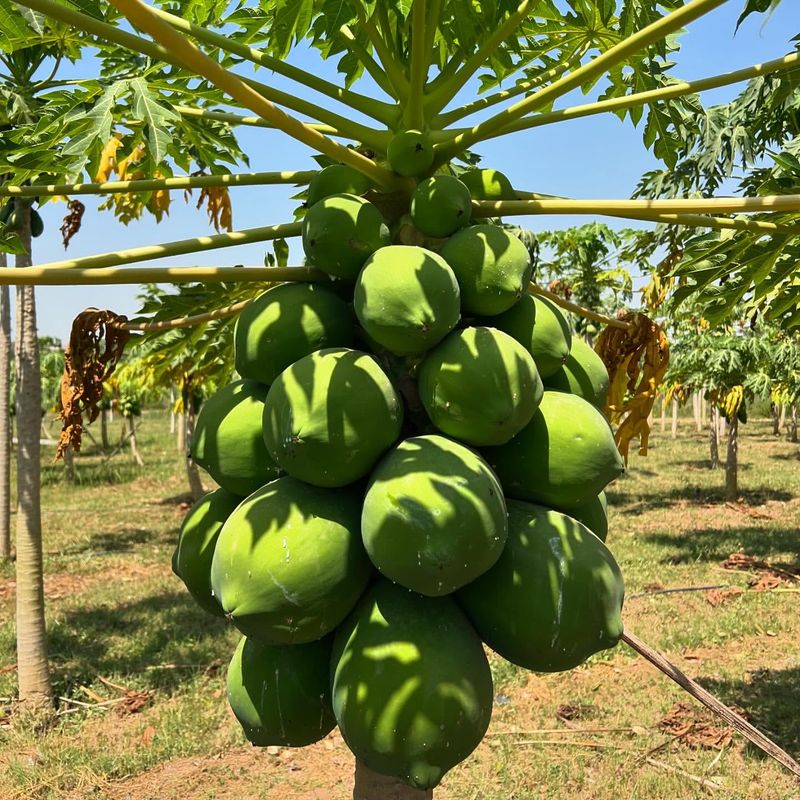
[0,200,13,225]
[460,168,516,201]
[410,175,472,238]
[490,293,572,378]
[387,129,435,177]
[331,579,493,790]
[6,209,20,230]
[306,164,374,207]
[227,635,337,746]
[263,348,404,487]
[191,380,281,497]
[30,209,44,238]
[561,491,608,542]
[172,488,241,616]
[211,476,372,643]
[234,283,354,386]
[544,336,609,409]
[362,434,507,596]
[458,500,624,672]
[483,391,624,509]
[353,245,461,355]
[418,326,543,446]
[302,194,390,280]
[440,223,533,315]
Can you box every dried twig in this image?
[645,757,722,790]
[628,584,729,600]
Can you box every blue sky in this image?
[21,1,800,341]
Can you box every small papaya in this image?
[306,164,374,207]
[410,175,472,238]
[227,635,337,746]
[544,336,609,409]
[331,579,494,790]
[387,129,435,177]
[460,168,516,201]
[458,500,624,672]
[30,209,44,238]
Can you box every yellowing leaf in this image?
[94,135,123,183]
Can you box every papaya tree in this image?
[2,0,800,792]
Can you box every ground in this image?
[0,410,798,799]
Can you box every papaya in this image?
[0,200,13,225]
[387,129,435,177]
[418,326,543,446]
[440,224,532,315]
[460,168,516,201]
[302,194,391,280]
[227,635,337,746]
[331,579,493,790]
[172,488,241,616]
[263,348,404,487]
[211,476,372,643]
[306,164,374,207]
[234,283,354,386]
[490,293,572,378]
[30,209,44,238]
[410,175,472,238]
[562,491,608,542]
[482,391,624,509]
[362,435,507,596]
[353,245,461,355]
[458,500,624,672]
[544,336,609,409]
[191,380,281,497]
[6,208,20,230]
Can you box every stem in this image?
[121,299,252,331]
[0,171,317,198]
[355,6,409,101]
[529,283,632,330]
[434,0,728,160]
[108,0,400,189]
[2,266,323,286]
[473,194,800,216]
[406,0,428,129]
[339,25,397,100]
[622,630,800,779]
[425,0,534,117]
[148,4,396,125]
[175,106,347,138]
[427,56,463,94]
[494,51,800,139]
[435,54,584,127]
[423,0,444,69]
[28,221,301,272]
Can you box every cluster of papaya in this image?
[172,135,625,791]
[0,199,44,237]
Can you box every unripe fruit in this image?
[410,175,472,238]
[387,129,435,177]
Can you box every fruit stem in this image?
[0,266,323,286]
[339,25,398,102]
[424,0,535,118]
[27,221,302,272]
[491,51,800,139]
[0,171,317,199]
[621,630,800,779]
[120,299,253,331]
[147,4,398,126]
[528,283,633,331]
[107,0,401,189]
[406,0,429,129]
[354,6,410,102]
[432,0,728,162]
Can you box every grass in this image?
[0,409,798,799]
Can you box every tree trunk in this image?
[169,385,176,434]
[14,202,52,707]
[352,761,432,800]
[671,398,678,439]
[791,405,798,444]
[700,394,706,431]
[725,415,739,501]
[779,403,786,433]
[659,396,666,432]
[0,254,11,562]
[100,407,109,450]
[772,403,781,436]
[63,444,75,484]
[183,392,204,501]
[176,411,185,453]
[128,416,144,467]
[709,407,720,469]
[718,413,726,440]
[693,393,701,432]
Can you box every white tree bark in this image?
[0,253,10,561]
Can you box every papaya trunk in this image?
[0,258,10,561]
[659,396,666,432]
[63,444,75,484]
[725,415,738,501]
[790,405,798,444]
[100,407,109,450]
[129,416,144,467]
[169,385,176,434]
[771,403,780,436]
[709,407,720,469]
[779,403,786,433]
[14,202,52,707]
[692,392,701,432]
[353,761,433,800]
[671,398,678,439]
[183,394,204,501]
[176,411,185,453]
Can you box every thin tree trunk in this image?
[128,416,144,467]
[709,407,720,470]
[100,407,109,450]
[718,413,726,440]
[352,761,432,800]
[176,411,185,454]
[725,415,739,501]
[659,396,666,432]
[0,253,11,561]
[700,394,706,430]
[169,385,176,434]
[779,403,786,432]
[183,389,204,501]
[772,403,781,436]
[14,202,52,707]
[791,405,798,444]
[63,444,75,484]
[671,398,678,439]
[693,393,701,432]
